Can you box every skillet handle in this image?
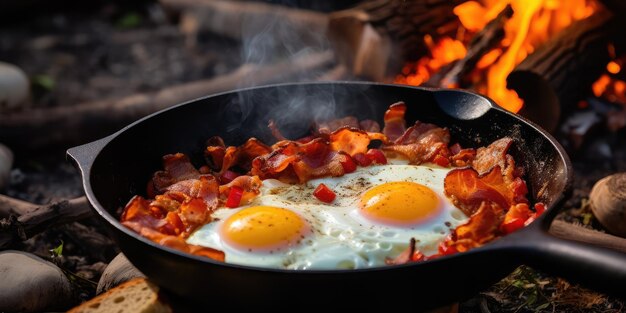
[513,228,626,298]
[66,134,115,176]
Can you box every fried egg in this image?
[186,158,469,270]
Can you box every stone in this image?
[96,253,146,294]
[0,250,74,312]
[0,143,13,190]
[0,62,30,111]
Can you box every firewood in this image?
[0,51,334,152]
[327,0,464,81]
[426,4,513,88]
[549,219,626,253]
[507,9,625,133]
[0,195,92,248]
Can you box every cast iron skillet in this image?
[67,82,625,311]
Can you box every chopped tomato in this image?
[411,251,426,262]
[534,203,546,215]
[313,183,336,203]
[438,241,458,255]
[501,217,525,234]
[433,154,450,167]
[340,155,357,173]
[366,149,387,164]
[353,153,372,167]
[220,170,240,184]
[225,186,244,208]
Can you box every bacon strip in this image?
[472,137,513,175]
[251,137,351,183]
[150,153,200,195]
[382,101,407,141]
[382,121,451,165]
[449,201,503,252]
[205,137,272,175]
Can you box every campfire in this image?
[328,0,626,135]
[1,0,625,312]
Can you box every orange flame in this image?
[395,0,597,113]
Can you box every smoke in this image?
[230,1,338,140]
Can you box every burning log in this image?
[327,0,464,81]
[0,196,92,248]
[507,9,624,133]
[0,51,334,152]
[426,4,513,88]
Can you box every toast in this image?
[68,278,172,313]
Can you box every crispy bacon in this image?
[329,127,371,156]
[205,137,271,175]
[472,137,513,175]
[150,153,200,195]
[450,201,503,252]
[218,175,263,206]
[382,121,451,165]
[444,166,528,216]
[251,137,351,183]
[382,101,407,141]
[123,225,225,262]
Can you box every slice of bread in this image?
[68,278,172,313]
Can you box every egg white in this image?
[186,159,469,270]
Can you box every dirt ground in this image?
[1,2,625,312]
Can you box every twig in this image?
[549,219,626,253]
[0,195,92,248]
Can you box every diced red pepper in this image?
[220,170,240,184]
[438,241,458,255]
[524,203,547,226]
[501,217,525,234]
[353,153,372,167]
[411,251,426,262]
[366,149,387,164]
[225,186,244,208]
[313,183,336,203]
[340,155,357,173]
[534,203,546,215]
[432,154,450,167]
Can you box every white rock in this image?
[96,253,146,294]
[0,61,30,111]
[0,143,14,190]
[0,250,73,312]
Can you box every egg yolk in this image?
[359,182,440,226]
[220,206,310,252]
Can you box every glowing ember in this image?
[395,0,597,113]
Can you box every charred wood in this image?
[0,196,92,248]
[507,9,624,133]
[327,0,464,81]
[426,4,513,88]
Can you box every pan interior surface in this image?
[83,83,570,310]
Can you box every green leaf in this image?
[116,12,142,29]
[33,74,55,91]
[50,240,64,258]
